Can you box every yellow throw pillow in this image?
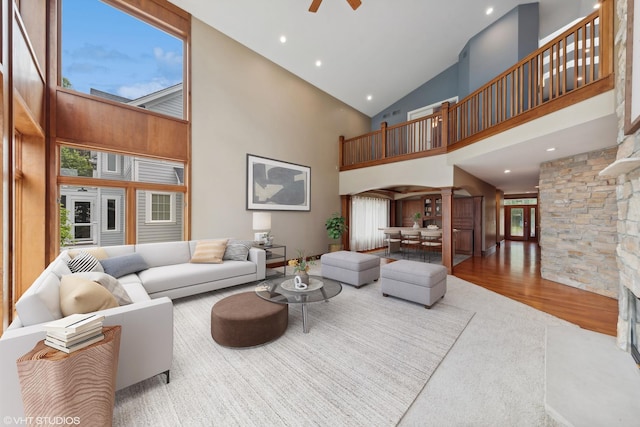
[60,275,118,317]
[190,239,229,264]
[68,247,109,260]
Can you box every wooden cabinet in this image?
[454,229,473,254]
[401,200,423,227]
[423,195,442,227]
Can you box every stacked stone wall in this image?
[539,147,618,298]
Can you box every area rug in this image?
[113,277,474,426]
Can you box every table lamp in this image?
[252,212,271,245]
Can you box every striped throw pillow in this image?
[190,239,228,264]
[67,251,104,273]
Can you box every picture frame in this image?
[625,0,640,134]
[246,154,311,211]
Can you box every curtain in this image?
[350,196,389,251]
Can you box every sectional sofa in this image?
[0,239,266,418]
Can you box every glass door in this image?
[506,206,537,241]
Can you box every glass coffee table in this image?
[255,275,342,333]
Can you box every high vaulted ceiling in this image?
[168,0,595,117]
[167,0,614,195]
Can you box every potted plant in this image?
[287,249,315,285]
[325,213,348,252]
[412,212,422,229]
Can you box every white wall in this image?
[190,18,370,257]
[339,155,454,195]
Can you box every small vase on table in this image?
[295,270,309,286]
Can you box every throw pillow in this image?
[67,251,104,273]
[223,240,253,261]
[190,239,228,264]
[68,247,109,260]
[100,253,149,278]
[74,272,133,305]
[60,275,118,317]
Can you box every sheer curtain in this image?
[350,196,389,251]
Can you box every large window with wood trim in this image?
[61,0,185,119]
[59,146,185,248]
[56,0,190,253]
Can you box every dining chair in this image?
[383,229,402,256]
[420,230,442,262]
[400,229,421,259]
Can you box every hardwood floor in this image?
[451,241,618,336]
[375,240,618,335]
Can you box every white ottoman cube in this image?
[380,260,447,308]
[321,251,380,288]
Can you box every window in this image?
[56,2,188,249]
[101,196,120,232]
[61,0,185,119]
[61,147,183,185]
[350,196,389,251]
[107,199,116,230]
[504,198,537,205]
[60,147,95,177]
[146,192,175,223]
[106,154,118,173]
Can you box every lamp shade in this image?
[252,212,271,231]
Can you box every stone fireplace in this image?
[606,156,640,364]
[618,284,640,365]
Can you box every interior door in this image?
[506,206,537,241]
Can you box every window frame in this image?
[145,191,175,224]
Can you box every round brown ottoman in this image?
[210,292,288,347]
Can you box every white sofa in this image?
[0,239,266,418]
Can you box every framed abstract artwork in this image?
[246,154,311,211]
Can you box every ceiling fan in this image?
[309,0,362,13]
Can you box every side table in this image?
[256,243,287,277]
[16,325,121,427]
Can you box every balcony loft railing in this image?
[339,5,614,170]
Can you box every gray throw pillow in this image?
[223,240,253,261]
[67,251,104,273]
[100,253,149,278]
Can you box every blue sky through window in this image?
[61,0,183,100]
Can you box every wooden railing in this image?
[340,4,613,170]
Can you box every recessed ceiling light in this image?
[315,60,322,67]
[504,169,511,174]
[593,3,601,9]
[366,95,373,101]
[486,7,494,15]
[279,35,287,43]
[546,147,556,152]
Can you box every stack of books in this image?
[43,313,106,353]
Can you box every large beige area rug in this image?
[114,277,474,426]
